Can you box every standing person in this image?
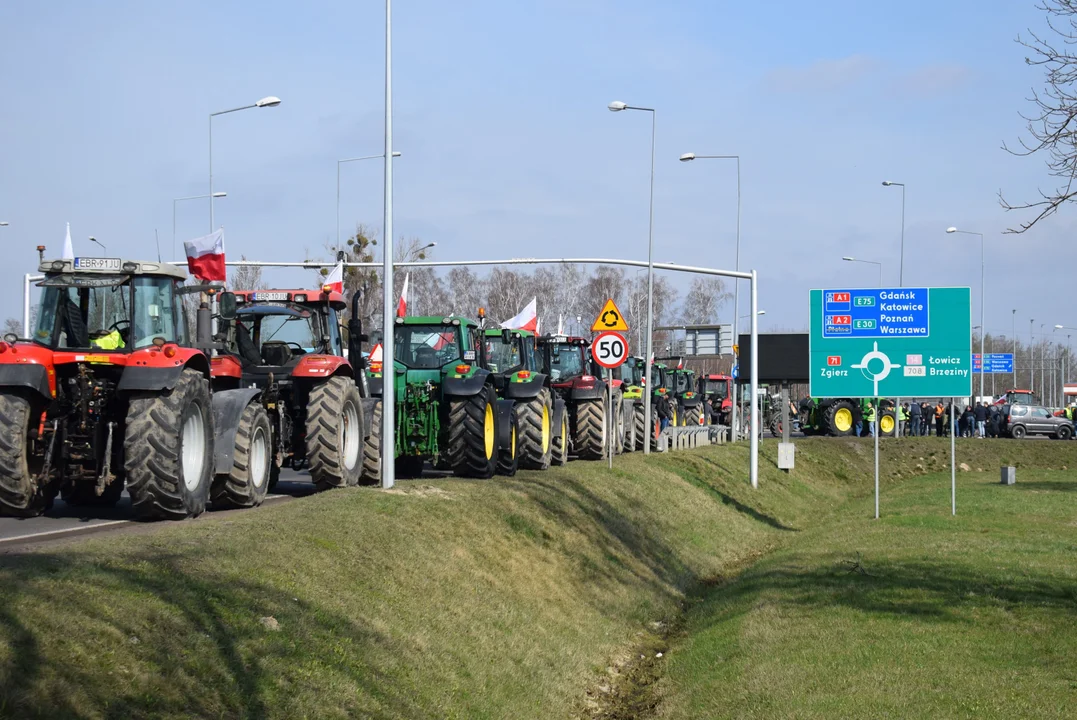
[909,399,922,437]
[656,392,672,432]
[865,401,877,436]
[900,403,910,436]
[853,401,864,437]
[935,401,945,437]
[974,401,989,438]
[988,403,1000,438]
[921,402,931,435]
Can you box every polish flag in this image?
[323,260,344,293]
[396,273,410,317]
[501,297,538,332]
[184,229,226,282]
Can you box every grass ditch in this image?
[0,437,1072,719]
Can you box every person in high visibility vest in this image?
[900,403,910,436]
[90,329,125,350]
[864,401,876,436]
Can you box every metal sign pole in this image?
[950,398,956,515]
[874,401,880,520]
[608,367,614,470]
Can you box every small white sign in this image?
[904,366,926,377]
[906,354,923,365]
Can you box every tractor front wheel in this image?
[516,388,553,470]
[360,400,382,485]
[306,377,364,491]
[211,402,272,509]
[446,387,497,479]
[0,393,53,517]
[825,400,856,437]
[554,410,569,466]
[574,399,606,460]
[496,410,519,477]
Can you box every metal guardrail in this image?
[659,424,729,451]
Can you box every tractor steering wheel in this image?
[108,320,131,334]
[285,341,306,352]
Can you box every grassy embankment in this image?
[0,438,1072,719]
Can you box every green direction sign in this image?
[809,287,972,398]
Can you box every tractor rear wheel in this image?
[125,368,213,520]
[446,387,497,478]
[633,403,646,451]
[574,399,606,460]
[306,377,364,491]
[211,402,272,509]
[622,400,636,453]
[516,388,552,470]
[496,410,519,477]
[0,393,53,517]
[360,400,382,485]
[825,400,856,437]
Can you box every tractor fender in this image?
[210,387,264,476]
[503,373,547,400]
[552,398,567,439]
[570,383,605,402]
[680,395,701,408]
[0,362,53,401]
[118,351,210,392]
[441,369,490,397]
[495,398,516,451]
[292,355,352,379]
[368,375,383,398]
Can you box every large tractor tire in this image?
[690,404,705,427]
[612,390,626,455]
[554,410,569,466]
[306,377,364,492]
[767,412,782,438]
[825,400,856,437]
[446,386,497,479]
[574,399,607,460]
[360,400,382,485]
[496,410,519,477]
[622,400,637,453]
[879,410,897,437]
[0,393,53,517]
[211,402,272,509]
[633,403,647,451]
[125,368,213,520]
[516,388,553,470]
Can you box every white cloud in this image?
[896,63,972,97]
[764,54,878,93]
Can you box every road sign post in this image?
[591,326,629,471]
[810,287,972,518]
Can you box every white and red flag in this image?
[184,229,226,282]
[323,259,344,293]
[396,273,410,317]
[501,297,538,332]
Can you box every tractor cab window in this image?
[34,275,130,349]
[486,335,522,373]
[396,324,461,369]
[547,343,584,380]
[131,277,179,348]
[659,368,674,392]
[233,305,319,366]
[521,336,537,371]
[705,380,729,398]
[675,372,691,394]
[326,308,343,356]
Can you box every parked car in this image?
[1004,404,1074,439]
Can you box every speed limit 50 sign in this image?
[591,331,629,369]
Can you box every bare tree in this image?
[3,318,21,336]
[1002,0,1077,231]
[228,255,268,291]
[485,267,525,323]
[448,267,484,318]
[679,277,732,325]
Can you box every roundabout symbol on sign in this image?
[851,341,901,396]
[591,331,629,369]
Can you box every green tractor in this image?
[365,316,517,479]
[669,366,705,426]
[615,355,645,452]
[479,319,569,469]
[800,397,897,437]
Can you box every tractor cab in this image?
[698,374,733,425]
[618,356,645,400]
[218,290,346,372]
[996,389,1040,406]
[481,327,544,391]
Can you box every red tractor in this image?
[212,288,374,491]
[0,257,272,518]
[537,335,621,460]
[995,389,1040,406]
[698,373,733,426]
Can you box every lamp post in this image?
[381,0,398,488]
[1041,323,1047,401]
[1012,309,1018,388]
[337,151,401,247]
[882,181,906,285]
[88,236,106,255]
[841,256,883,287]
[680,152,741,439]
[740,310,765,320]
[174,193,227,260]
[609,99,657,453]
[1031,318,1035,393]
[946,227,985,400]
[209,96,281,232]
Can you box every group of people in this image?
[901,400,999,438]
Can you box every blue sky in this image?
[0,0,1071,342]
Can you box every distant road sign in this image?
[731,364,739,380]
[810,287,971,398]
[591,298,629,332]
[972,353,1014,374]
[591,332,628,369]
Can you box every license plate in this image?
[73,257,122,270]
[251,292,289,301]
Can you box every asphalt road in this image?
[0,469,316,547]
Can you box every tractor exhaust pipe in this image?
[197,301,212,347]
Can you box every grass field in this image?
[0,438,1072,719]
[661,466,1077,719]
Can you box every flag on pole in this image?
[323,259,344,293]
[62,223,74,260]
[184,229,226,282]
[396,273,410,317]
[501,297,538,332]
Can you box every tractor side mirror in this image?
[501,328,512,344]
[218,292,237,320]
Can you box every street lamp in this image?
[841,256,883,287]
[740,310,765,319]
[89,236,107,254]
[209,96,281,232]
[882,181,906,285]
[0,222,8,227]
[1012,309,1018,388]
[947,227,985,400]
[680,151,742,439]
[337,151,402,246]
[1031,318,1035,392]
[609,99,657,453]
[174,192,227,260]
